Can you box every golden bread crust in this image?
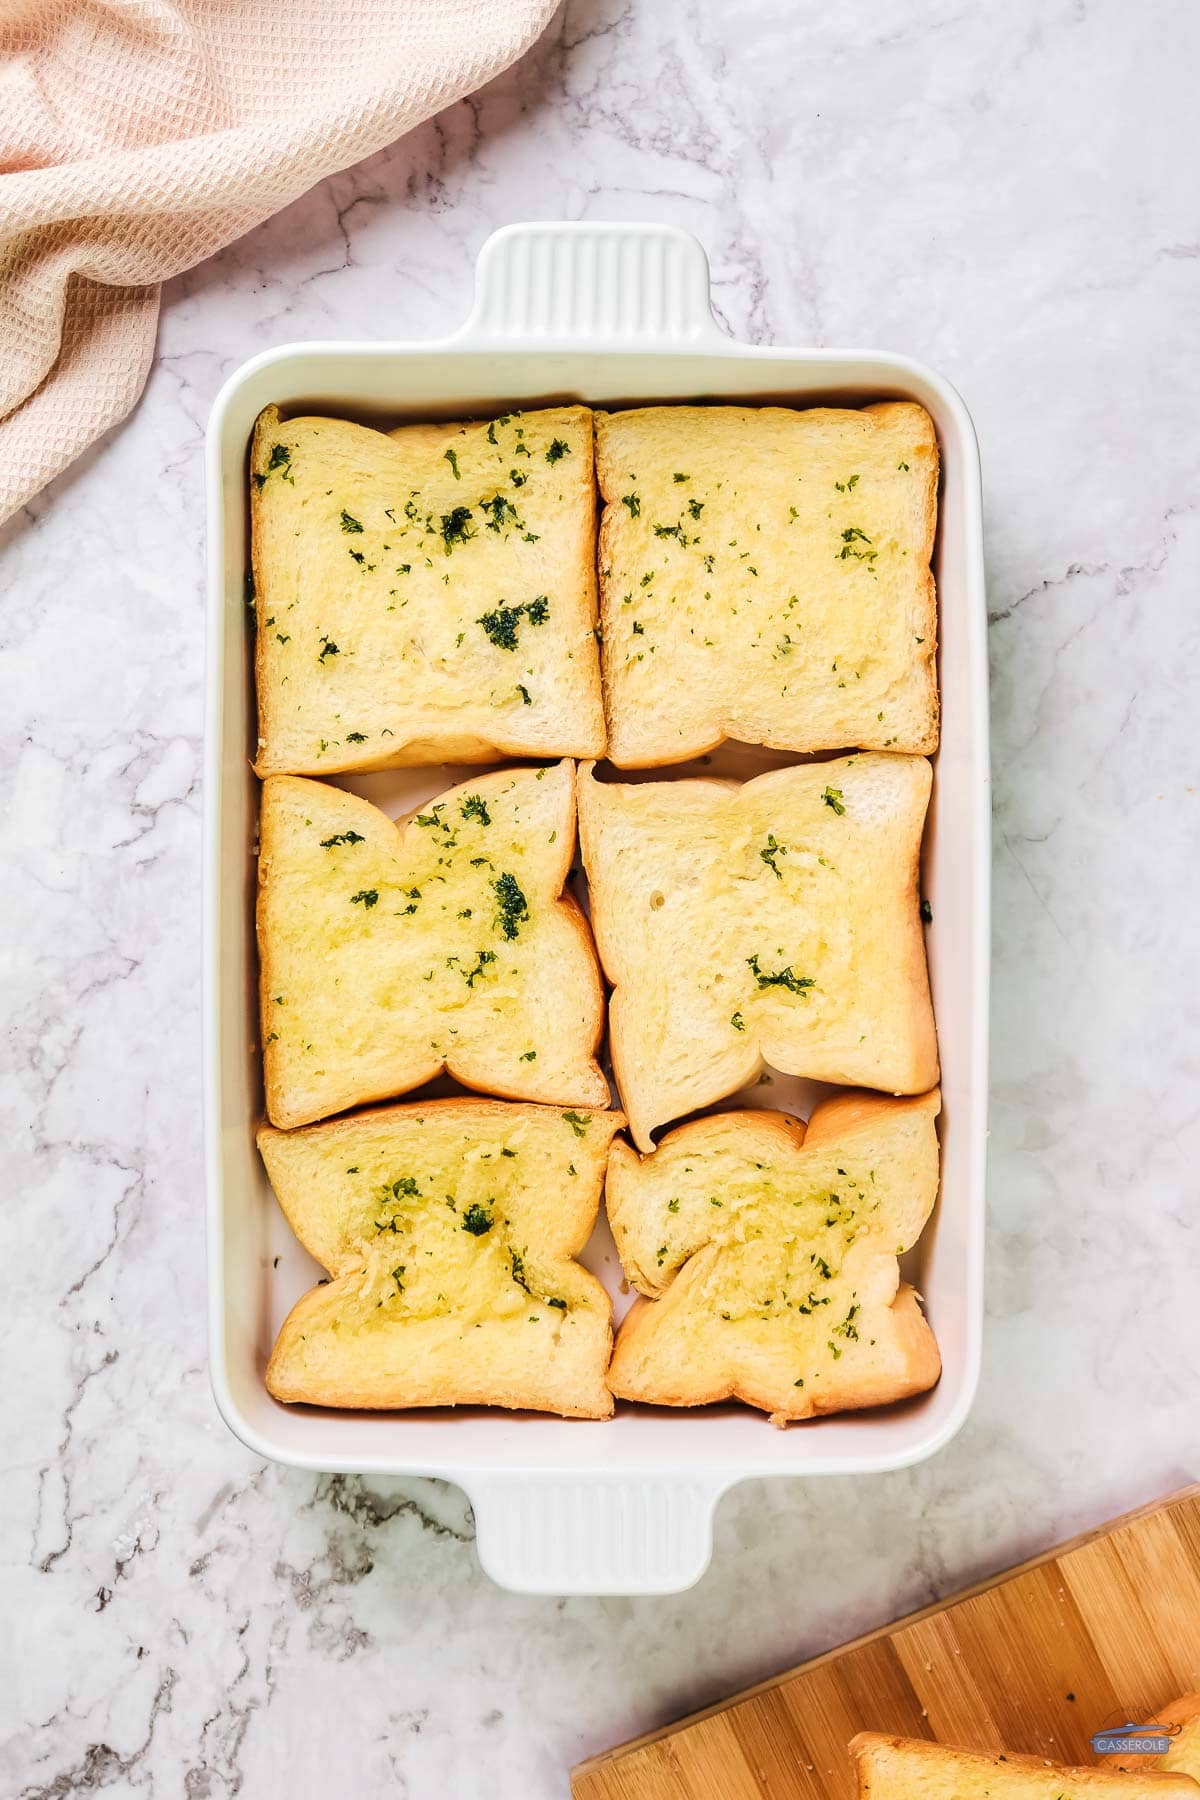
[851,1733,1200,1797]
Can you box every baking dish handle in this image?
[464,1472,731,1596]
[460,221,725,347]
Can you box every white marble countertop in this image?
[4,1,1199,1793]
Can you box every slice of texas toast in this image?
[263,1099,624,1417]
[851,1734,1200,1800]
[606,1090,941,1425]
[595,402,938,767]
[252,404,603,774]
[577,753,937,1149]
[258,760,608,1129]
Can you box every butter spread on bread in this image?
[262,1100,623,1417]
[258,760,607,1129]
[252,404,603,774]
[606,1090,941,1426]
[577,753,937,1150]
[595,402,938,767]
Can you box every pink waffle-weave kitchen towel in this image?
[0,0,559,524]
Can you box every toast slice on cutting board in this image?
[606,1089,941,1426]
[251,403,604,774]
[258,760,608,1129]
[262,1099,624,1417]
[1099,1697,1200,1780]
[851,1733,1200,1799]
[594,402,938,767]
[577,753,937,1150]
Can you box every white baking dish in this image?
[204,222,989,1596]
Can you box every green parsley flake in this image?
[493,871,529,940]
[464,949,497,987]
[254,443,294,489]
[839,526,876,563]
[747,953,814,995]
[479,493,521,533]
[477,596,549,650]
[477,604,523,650]
[441,506,475,550]
[760,834,787,879]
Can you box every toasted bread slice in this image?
[1099,1698,1200,1779]
[262,1100,624,1416]
[851,1734,1200,1799]
[595,402,938,767]
[606,1090,941,1425]
[258,760,608,1129]
[577,754,937,1150]
[251,404,603,774]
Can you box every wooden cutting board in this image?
[573,1485,1200,1799]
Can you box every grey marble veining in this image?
[3,0,1199,1793]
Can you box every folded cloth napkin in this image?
[0,0,558,523]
